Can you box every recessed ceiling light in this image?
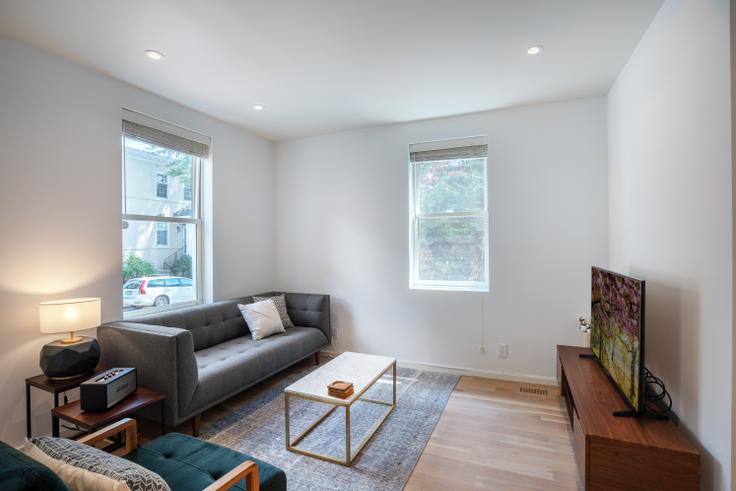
[145,50,164,60]
[527,45,544,55]
[252,104,265,111]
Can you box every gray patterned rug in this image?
[202,365,458,491]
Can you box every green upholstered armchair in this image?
[78,419,286,491]
[0,419,286,491]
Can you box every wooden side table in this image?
[52,388,166,437]
[25,369,107,438]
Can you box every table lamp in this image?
[39,298,101,379]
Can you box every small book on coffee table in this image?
[328,380,354,398]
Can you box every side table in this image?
[25,369,107,438]
[52,387,166,437]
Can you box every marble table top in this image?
[285,351,395,405]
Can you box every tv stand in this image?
[557,345,700,490]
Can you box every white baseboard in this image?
[320,350,558,386]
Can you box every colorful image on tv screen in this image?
[591,268,644,410]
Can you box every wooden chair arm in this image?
[203,460,259,491]
[77,418,138,455]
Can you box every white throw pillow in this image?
[238,299,285,340]
[21,443,132,491]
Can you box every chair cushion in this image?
[127,433,286,491]
[187,327,327,415]
[0,441,68,491]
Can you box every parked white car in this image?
[123,276,195,309]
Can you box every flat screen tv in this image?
[590,267,646,414]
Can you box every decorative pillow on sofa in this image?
[28,436,170,491]
[253,294,294,328]
[238,299,285,340]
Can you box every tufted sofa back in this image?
[126,292,331,351]
[128,299,250,351]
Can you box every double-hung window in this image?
[121,109,209,315]
[409,136,489,291]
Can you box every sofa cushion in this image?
[253,294,294,328]
[187,327,327,415]
[237,300,285,340]
[129,301,249,351]
[0,440,68,491]
[127,433,286,491]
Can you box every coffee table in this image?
[284,352,396,466]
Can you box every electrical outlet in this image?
[479,345,486,353]
[497,343,509,359]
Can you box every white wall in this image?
[0,37,273,446]
[274,97,608,382]
[607,0,731,489]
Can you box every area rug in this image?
[202,365,458,491]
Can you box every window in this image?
[156,173,168,198]
[409,136,489,291]
[122,110,209,315]
[155,223,168,246]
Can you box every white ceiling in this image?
[0,0,662,141]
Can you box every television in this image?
[590,267,646,414]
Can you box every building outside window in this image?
[409,136,489,292]
[121,111,209,315]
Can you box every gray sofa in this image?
[98,292,330,434]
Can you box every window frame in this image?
[409,155,490,292]
[122,136,205,318]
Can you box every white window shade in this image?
[409,135,487,162]
[121,109,210,158]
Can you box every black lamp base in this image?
[40,336,100,380]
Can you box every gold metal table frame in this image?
[285,361,397,466]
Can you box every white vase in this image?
[580,330,591,348]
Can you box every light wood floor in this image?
[140,357,580,490]
[405,376,580,491]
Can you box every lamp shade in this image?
[39,298,101,334]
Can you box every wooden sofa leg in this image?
[192,415,201,437]
[315,352,320,365]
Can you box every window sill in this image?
[410,284,489,293]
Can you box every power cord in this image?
[644,368,672,415]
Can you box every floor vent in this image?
[519,386,549,396]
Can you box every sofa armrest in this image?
[279,293,331,344]
[203,460,259,491]
[98,322,198,426]
[238,293,331,344]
